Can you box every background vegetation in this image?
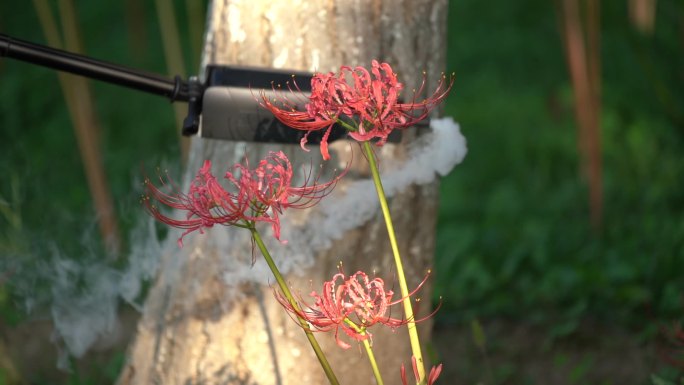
[438,0,684,324]
[0,1,683,384]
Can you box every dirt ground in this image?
[2,312,683,384]
[432,318,682,385]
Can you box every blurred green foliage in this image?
[436,0,684,327]
[0,2,186,260]
[0,0,682,365]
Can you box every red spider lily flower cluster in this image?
[275,269,434,349]
[260,60,454,160]
[143,151,343,247]
[659,323,684,369]
[401,356,442,385]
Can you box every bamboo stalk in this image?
[585,0,603,230]
[154,0,190,161]
[33,0,121,254]
[629,0,657,35]
[185,0,205,71]
[559,0,604,230]
[124,0,149,62]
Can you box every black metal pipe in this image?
[0,33,196,102]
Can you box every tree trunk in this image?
[117,1,448,384]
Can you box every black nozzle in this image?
[0,33,200,103]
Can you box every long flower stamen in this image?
[143,152,346,245]
[274,268,435,350]
[261,60,454,160]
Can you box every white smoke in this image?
[41,117,466,363]
[45,218,163,369]
[219,117,467,285]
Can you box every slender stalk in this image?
[248,225,340,385]
[362,338,384,385]
[33,0,121,255]
[361,141,426,384]
[154,0,190,160]
[345,320,384,385]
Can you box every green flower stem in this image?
[338,119,358,132]
[248,225,340,385]
[362,338,384,385]
[344,320,384,385]
[361,141,426,384]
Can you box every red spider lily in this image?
[275,269,436,349]
[401,356,443,385]
[143,151,344,246]
[228,151,345,241]
[260,60,454,160]
[659,322,684,369]
[143,159,248,247]
[260,75,340,161]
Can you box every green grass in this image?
[435,0,684,327]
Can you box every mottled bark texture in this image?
[117,1,448,384]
